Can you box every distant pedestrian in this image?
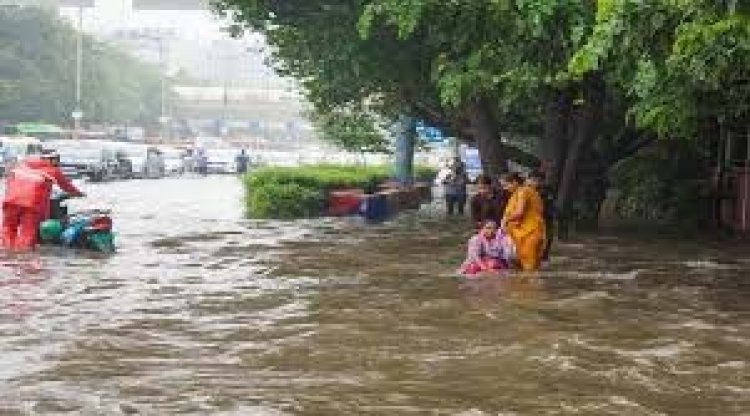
[236,149,250,174]
[442,157,468,216]
[181,150,194,174]
[195,149,208,176]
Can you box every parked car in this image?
[119,144,165,179]
[0,136,43,175]
[143,147,166,179]
[161,147,186,175]
[51,141,122,182]
[205,148,238,174]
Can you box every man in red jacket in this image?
[2,151,84,250]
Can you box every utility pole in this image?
[221,53,229,138]
[72,4,83,140]
[158,36,170,141]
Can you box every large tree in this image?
[214,0,750,230]
[213,0,541,169]
[0,7,163,126]
[570,0,749,138]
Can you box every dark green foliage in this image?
[610,142,709,225]
[311,109,391,153]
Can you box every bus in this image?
[3,123,65,141]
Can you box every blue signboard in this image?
[416,121,446,143]
[461,145,482,182]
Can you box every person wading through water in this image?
[2,150,83,250]
[500,172,546,271]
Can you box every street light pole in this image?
[222,58,228,137]
[158,37,170,142]
[160,39,166,121]
[220,51,237,139]
[73,5,83,140]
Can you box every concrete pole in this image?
[160,41,165,119]
[393,115,416,186]
[73,5,83,140]
[159,38,166,139]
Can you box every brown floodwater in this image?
[0,176,748,415]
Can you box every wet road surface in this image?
[0,176,748,415]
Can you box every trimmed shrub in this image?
[245,165,392,191]
[243,164,438,219]
[415,165,438,182]
[246,182,325,219]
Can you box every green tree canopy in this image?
[569,0,750,137]
[0,7,163,126]
[214,0,750,229]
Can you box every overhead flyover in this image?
[0,0,94,7]
[170,86,310,123]
[131,0,208,10]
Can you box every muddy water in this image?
[0,177,748,415]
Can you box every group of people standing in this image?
[439,158,554,274]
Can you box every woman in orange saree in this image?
[500,173,546,271]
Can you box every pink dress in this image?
[459,232,512,276]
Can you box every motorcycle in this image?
[45,193,116,253]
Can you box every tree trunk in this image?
[467,97,506,178]
[701,116,723,228]
[555,73,606,239]
[573,149,609,231]
[541,89,571,189]
[393,115,416,185]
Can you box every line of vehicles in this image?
[0,136,248,182]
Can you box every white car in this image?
[118,144,165,179]
[205,149,239,174]
[161,147,186,175]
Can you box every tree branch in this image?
[607,128,658,166]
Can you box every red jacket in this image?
[3,158,83,216]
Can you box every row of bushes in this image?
[608,142,708,226]
[243,165,437,219]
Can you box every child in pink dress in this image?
[459,220,513,276]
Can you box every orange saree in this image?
[503,185,546,271]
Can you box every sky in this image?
[59,0,241,43]
[56,1,281,87]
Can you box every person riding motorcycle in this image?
[2,150,84,250]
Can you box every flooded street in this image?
[0,176,748,415]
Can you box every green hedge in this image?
[415,165,438,182]
[245,165,391,191]
[246,182,325,219]
[244,164,437,219]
